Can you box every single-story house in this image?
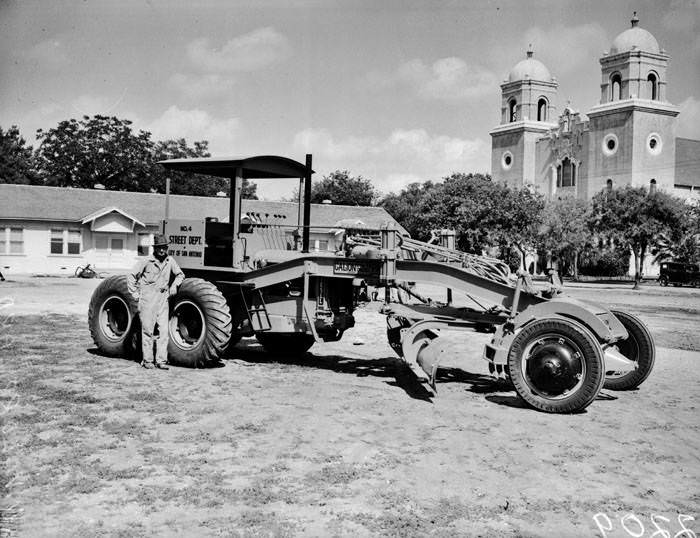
[0,184,406,276]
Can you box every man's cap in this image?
[153,234,169,247]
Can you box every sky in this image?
[1,0,699,200]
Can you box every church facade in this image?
[490,14,700,203]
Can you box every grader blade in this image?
[399,320,458,390]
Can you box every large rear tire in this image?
[507,318,605,413]
[256,333,315,356]
[167,278,232,368]
[88,275,138,357]
[604,310,655,390]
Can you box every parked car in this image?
[658,261,700,287]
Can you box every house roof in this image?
[0,184,407,235]
[675,138,700,188]
[81,206,146,227]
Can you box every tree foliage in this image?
[34,115,154,191]
[0,125,39,184]
[310,170,377,206]
[538,196,591,279]
[17,116,258,198]
[379,181,439,240]
[589,186,685,286]
[381,173,544,268]
[151,138,257,199]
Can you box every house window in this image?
[67,230,81,254]
[556,158,576,188]
[111,238,124,251]
[9,228,24,254]
[537,98,547,121]
[137,233,151,256]
[50,229,64,254]
[610,73,622,101]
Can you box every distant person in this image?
[127,234,184,370]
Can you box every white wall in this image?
[0,219,158,276]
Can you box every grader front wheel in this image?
[167,278,232,368]
[507,319,605,413]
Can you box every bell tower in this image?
[490,47,558,189]
[586,13,679,197]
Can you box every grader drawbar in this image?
[88,154,655,413]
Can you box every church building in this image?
[490,14,700,203]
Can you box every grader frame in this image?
[87,154,655,414]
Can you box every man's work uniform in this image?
[127,255,184,366]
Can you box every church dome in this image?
[508,49,552,82]
[609,13,660,54]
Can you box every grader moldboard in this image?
[88,154,655,414]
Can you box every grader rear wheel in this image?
[507,318,605,413]
[167,278,232,368]
[88,275,138,358]
[604,310,655,390]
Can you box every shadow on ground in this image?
[229,338,514,404]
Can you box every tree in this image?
[379,181,439,240]
[34,115,154,191]
[151,138,257,199]
[489,185,545,270]
[0,125,38,184]
[652,202,700,264]
[538,197,592,279]
[309,170,377,206]
[589,186,685,288]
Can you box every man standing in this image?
[127,234,185,369]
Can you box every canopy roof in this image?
[158,155,313,179]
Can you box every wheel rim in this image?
[521,333,586,400]
[99,295,131,341]
[169,300,206,350]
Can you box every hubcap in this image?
[99,296,131,341]
[522,334,586,399]
[169,300,206,350]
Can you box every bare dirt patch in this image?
[1,277,699,537]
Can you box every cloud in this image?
[145,106,242,153]
[21,39,69,70]
[367,57,497,101]
[662,0,700,57]
[292,127,490,195]
[168,73,236,100]
[521,23,608,77]
[662,0,699,33]
[186,27,290,73]
[678,96,700,139]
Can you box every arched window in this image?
[508,99,517,122]
[537,98,548,121]
[556,158,576,188]
[647,73,658,100]
[611,73,622,101]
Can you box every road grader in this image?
[88,154,655,413]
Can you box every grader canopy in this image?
[87,154,656,414]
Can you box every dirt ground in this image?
[0,276,698,537]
